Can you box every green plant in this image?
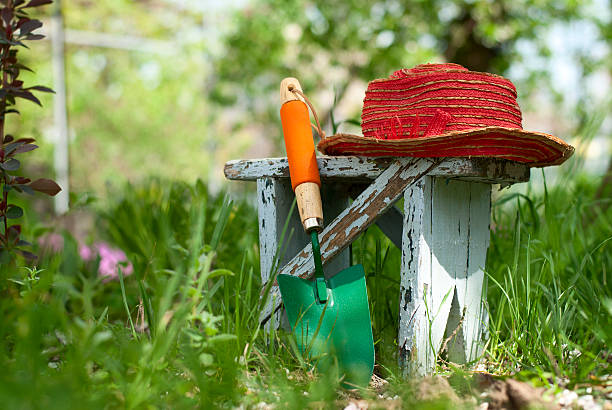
[0,0,60,262]
[0,173,610,407]
[486,176,612,385]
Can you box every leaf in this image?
[8,225,21,243]
[1,8,13,27]
[1,158,21,171]
[18,19,42,35]
[28,85,54,93]
[23,0,53,8]
[16,249,37,260]
[4,141,26,155]
[14,63,33,73]
[7,278,25,285]
[6,205,23,219]
[199,353,214,366]
[14,144,38,154]
[29,178,61,196]
[13,90,41,106]
[25,34,44,41]
[14,138,36,144]
[20,185,34,195]
[206,269,235,280]
[208,334,238,344]
[10,40,27,48]
[603,298,612,317]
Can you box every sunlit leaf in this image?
[28,85,54,93]
[22,0,53,8]
[18,19,42,35]
[13,144,38,154]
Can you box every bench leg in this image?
[256,177,286,332]
[399,177,491,375]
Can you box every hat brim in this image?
[317,127,574,167]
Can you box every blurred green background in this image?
[11,0,612,207]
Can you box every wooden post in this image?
[399,177,491,375]
[51,0,69,214]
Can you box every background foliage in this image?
[5,0,611,197]
[0,0,611,407]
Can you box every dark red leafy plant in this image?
[0,0,60,263]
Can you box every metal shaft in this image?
[310,231,327,303]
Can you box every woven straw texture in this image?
[317,63,574,167]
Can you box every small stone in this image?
[557,389,578,407]
[576,394,601,410]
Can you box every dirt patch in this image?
[417,375,462,403]
[475,373,555,410]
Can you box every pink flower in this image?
[80,241,134,282]
[38,233,64,253]
[79,244,94,261]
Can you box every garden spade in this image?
[276,78,374,388]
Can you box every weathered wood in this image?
[463,182,491,361]
[349,184,404,249]
[372,205,404,249]
[399,177,433,375]
[256,178,284,331]
[319,184,352,279]
[260,158,440,325]
[431,178,470,365]
[398,177,492,375]
[224,156,530,184]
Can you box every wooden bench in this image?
[224,156,529,375]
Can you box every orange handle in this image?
[280,100,321,190]
[280,78,323,232]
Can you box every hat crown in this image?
[391,63,468,78]
[362,63,522,141]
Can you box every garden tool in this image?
[276,78,374,388]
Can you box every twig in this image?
[438,306,467,361]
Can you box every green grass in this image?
[485,175,611,385]
[0,174,609,408]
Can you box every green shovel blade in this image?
[277,264,374,388]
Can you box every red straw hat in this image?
[317,63,574,167]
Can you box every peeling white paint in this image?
[225,157,529,184]
[399,177,494,376]
[345,214,369,237]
